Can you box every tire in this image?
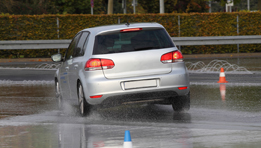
[171,92,190,112]
[55,79,63,110]
[77,82,91,116]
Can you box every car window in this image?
[65,32,82,61]
[93,28,174,55]
[74,32,90,57]
[82,32,90,54]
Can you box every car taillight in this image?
[120,28,142,32]
[161,50,183,63]
[178,86,188,90]
[90,95,103,98]
[85,58,115,71]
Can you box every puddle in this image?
[0,84,56,116]
[0,80,54,85]
[190,84,261,112]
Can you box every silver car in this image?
[51,22,190,116]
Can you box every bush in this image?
[0,12,261,58]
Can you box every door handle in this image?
[74,64,79,69]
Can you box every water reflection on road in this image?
[0,81,261,147]
[191,84,261,112]
[0,82,56,118]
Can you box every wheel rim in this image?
[78,84,84,115]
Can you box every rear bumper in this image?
[82,63,190,105]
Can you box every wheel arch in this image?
[76,78,90,104]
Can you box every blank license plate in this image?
[124,79,157,90]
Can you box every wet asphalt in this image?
[0,58,261,148]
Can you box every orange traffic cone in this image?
[219,84,226,101]
[217,68,228,83]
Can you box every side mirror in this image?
[51,53,62,62]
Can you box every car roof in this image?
[81,22,164,35]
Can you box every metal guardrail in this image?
[171,35,261,46]
[1,35,261,50]
[0,40,71,50]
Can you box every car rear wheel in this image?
[171,92,190,112]
[77,82,91,116]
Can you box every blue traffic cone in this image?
[123,130,133,148]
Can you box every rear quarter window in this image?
[93,28,174,55]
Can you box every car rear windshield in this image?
[93,28,174,54]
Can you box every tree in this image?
[0,0,58,14]
[1,0,236,15]
[108,0,113,14]
[140,0,210,13]
[185,0,210,12]
[165,0,209,13]
[55,0,96,14]
[213,0,241,6]
[258,0,261,11]
[0,0,108,15]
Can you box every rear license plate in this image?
[123,79,157,90]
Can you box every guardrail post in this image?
[237,15,239,54]
[118,17,121,24]
[237,15,240,65]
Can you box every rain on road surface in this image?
[0,58,261,148]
